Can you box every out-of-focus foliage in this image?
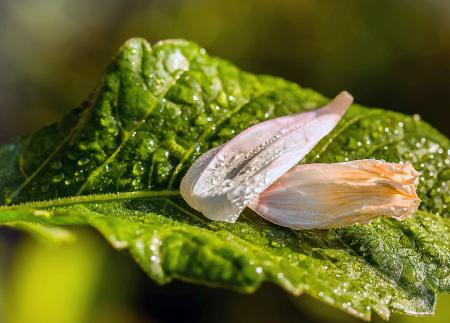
[1,229,154,323]
[4,231,104,323]
[2,231,450,323]
[0,0,449,143]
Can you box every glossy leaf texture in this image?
[0,38,449,320]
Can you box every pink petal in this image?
[180,91,353,222]
[249,160,421,229]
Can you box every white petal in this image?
[180,91,353,222]
[248,160,421,229]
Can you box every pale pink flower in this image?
[181,90,421,229]
[181,91,353,223]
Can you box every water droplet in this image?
[343,302,352,309]
[229,215,238,222]
[165,49,188,73]
[51,173,64,183]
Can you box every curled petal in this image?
[248,160,421,229]
[180,91,353,222]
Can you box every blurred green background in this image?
[0,0,449,322]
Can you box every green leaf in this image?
[0,38,449,320]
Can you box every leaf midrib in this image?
[0,190,180,210]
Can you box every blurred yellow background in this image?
[0,1,449,322]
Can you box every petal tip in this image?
[340,90,354,101]
[325,91,354,116]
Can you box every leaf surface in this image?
[0,38,449,320]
